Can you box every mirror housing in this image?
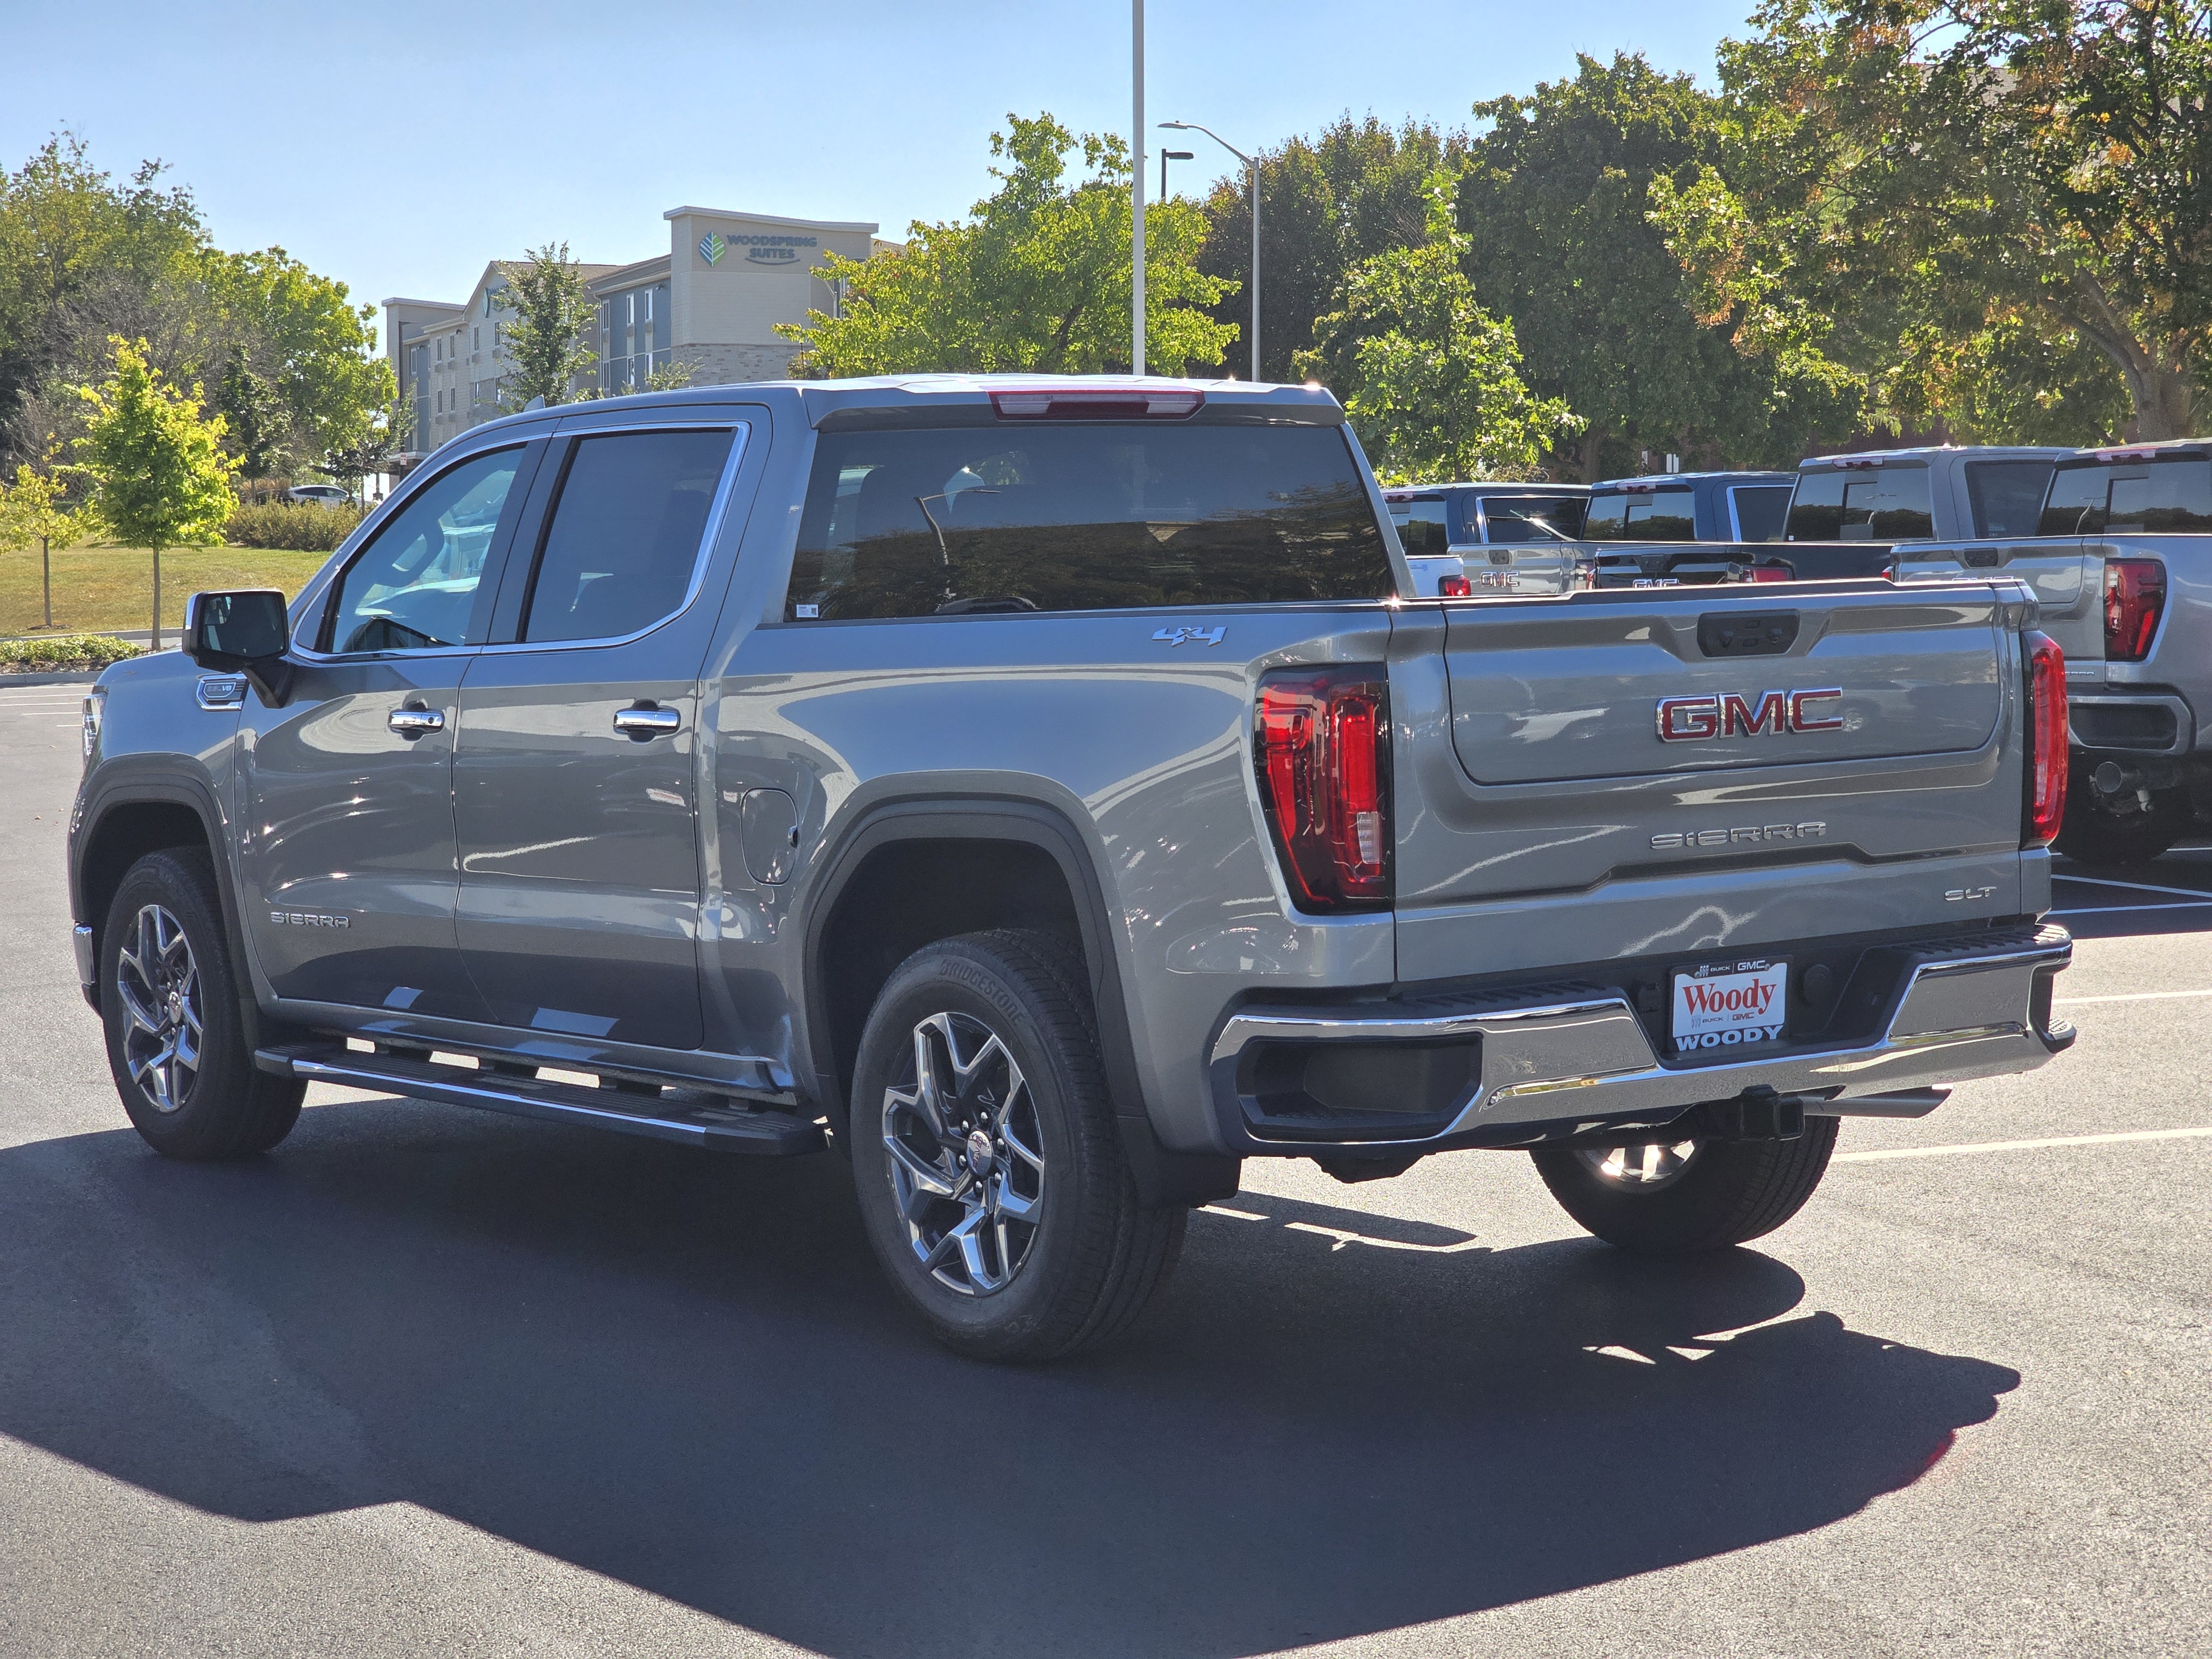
[184,589,295,707]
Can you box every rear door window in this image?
[1583,488,1694,541]
[520,427,735,643]
[1729,484,1791,542]
[322,446,524,653]
[786,422,1393,618]
[1387,498,1453,556]
[1965,460,2057,538]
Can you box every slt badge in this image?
[1154,625,1227,648]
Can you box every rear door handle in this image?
[388,705,445,738]
[613,704,681,739]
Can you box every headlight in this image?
[81,688,105,763]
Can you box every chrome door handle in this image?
[388,705,445,738]
[613,704,681,739]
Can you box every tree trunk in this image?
[1570,423,1608,485]
[41,535,51,629]
[2063,275,2199,440]
[150,549,161,652]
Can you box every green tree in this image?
[1299,177,1581,482]
[1456,52,1859,480]
[1705,1,2208,442]
[202,246,390,461]
[213,343,289,487]
[495,244,596,409]
[1192,115,1470,383]
[0,455,74,629]
[74,337,237,648]
[781,113,1235,375]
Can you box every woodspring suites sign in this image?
[697,231,820,269]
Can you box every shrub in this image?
[225,500,364,551]
[0,633,143,671]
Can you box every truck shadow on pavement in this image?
[0,1098,2018,1656]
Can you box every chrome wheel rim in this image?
[114,904,202,1114]
[1579,1138,1701,1190]
[880,1010,1045,1296]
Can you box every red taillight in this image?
[1255,667,1391,911]
[989,388,1203,419]
[2025,629,2068,848]
[1438,574,1473,598]
[2104,558,2165,662]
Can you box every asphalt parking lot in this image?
[2,676,2206,1658]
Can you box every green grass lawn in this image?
[0,542,330,637]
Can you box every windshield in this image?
[2038,457,2212,535]
[787,422,1395,618]
[1583,488,1694,541]
[1787,465,1933,541]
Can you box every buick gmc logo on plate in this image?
[1656,688,1845,742]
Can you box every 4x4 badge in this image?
[1154,625,1226,648]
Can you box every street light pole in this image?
[1131,0,1145,377]
[1161,120,1259,380]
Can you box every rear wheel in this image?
[1530,1117,1839,1254]
[2054,785,2186,865]
[847,930,1185,1363]
[101,849,304,1160]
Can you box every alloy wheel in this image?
[880,1010,1046,1296]
[1578,1138,1701,1190]
[114,904,202,1114]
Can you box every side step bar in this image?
[256,1043,825,1156]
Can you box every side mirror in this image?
[184,589,295,707]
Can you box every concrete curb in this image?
[0,671,103,688]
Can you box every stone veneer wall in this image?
[679,342,802,387]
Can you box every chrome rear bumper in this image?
[1209,924,2073,1151]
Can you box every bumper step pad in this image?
[256,1042,825,1156]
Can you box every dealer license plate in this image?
[1670,959,1788,1057]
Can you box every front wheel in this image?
[847,930,1185,1363]
[101,849,305,1160]
[1530,1117,1839,1254]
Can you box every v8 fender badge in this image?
[1154,625,1226,648]
[1656,688,1845,741]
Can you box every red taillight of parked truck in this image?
[1255,667,1391,911]
[2103,558,2166,662]
[2025,630,2068,848]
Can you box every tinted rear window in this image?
[786,423,1393,619]
[1729,484,1791,542]
[2038,457,2212,536]
[1787,465,1933,541]
[1480,494,1585,542]
[1965,460,2056,539]
[1584,488,1694,541]
[1388,498,1452,556]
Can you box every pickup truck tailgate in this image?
[1391,582,2043,982]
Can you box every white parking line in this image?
[2056,988,2212,1005]
[1832,1125,2212,1163]
[2052,872,2212,901]
[2051,902,2212,915]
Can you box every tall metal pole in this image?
[1249,158,1260,382]
[1131,0,1145,377]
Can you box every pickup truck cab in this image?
[1786,445,2064,546]
[1383,481,1589,596]
[69,376,2076,1363]
[1897,439,2212,863]
[1586,471,1795,545]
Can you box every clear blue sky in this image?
[5,0,1757,340]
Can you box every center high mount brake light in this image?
[990,389,1204,420]
[1255,667,1391,912]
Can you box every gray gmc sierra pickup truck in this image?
[68,376,2078,1361]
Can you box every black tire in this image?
[100,849,305,1160]
[1530,1117,1839,1254]
[847,930,1185,1363]
[2054,786,2185,865]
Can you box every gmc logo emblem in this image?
[1656,688,1845,742]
